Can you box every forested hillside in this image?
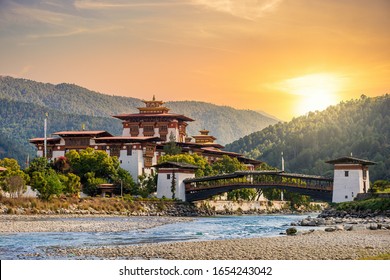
[0,99,122,165]
[0,76,278,145]
[226,95,390,181]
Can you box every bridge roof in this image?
[184,170,332,183]
[280,172,333,181]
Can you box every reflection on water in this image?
[0,214,311,259]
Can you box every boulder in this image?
[286,227,298,236]
[368,223,378,230]
[335,225,344,231]
[344,225,353,231]
[325,227,336,232]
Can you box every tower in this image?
[154,161,198,201]
[326,156,375,203]
[113,97,194,142]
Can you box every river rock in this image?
[286,227,297,236]
[368,223,378,230]
[344,225,353,231]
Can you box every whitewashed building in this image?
[154,161,198,200]
[30,97,262,181]
[326,156,376,203]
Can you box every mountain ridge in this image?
[226,94,390,181]
[0,76,278,165]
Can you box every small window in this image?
[345,195,348,199]
[363,170,367,179]
[127,146,132,156]
[167,174,171,180]
[345,171,349,177]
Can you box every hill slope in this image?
[0,76,278,145]
[0,99,122,165]
[226,95,390,181]
[0,76,278,165]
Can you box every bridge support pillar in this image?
[153,162,198,201]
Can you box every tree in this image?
[83,172,107,197]
[170,172,176,199]
[212,155,247,174]
[0,158,29,196]
[66,148,134,196]
[30,169,64,200]
[159,153,214,177]
[163,132,182,155]
[112,167,136,196]
[53,156,71,173]
[137,173,157,198]
[370,180,390,193]
[59,173,81,196]
[5,175,26,198]
[26,157,51,176]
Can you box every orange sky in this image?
[0,0,389,120]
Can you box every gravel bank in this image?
[51,230,390,260]
[0,215,193,233]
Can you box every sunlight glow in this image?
[276,73,345,116]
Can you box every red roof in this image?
[326,156,376,165]
[94,136,160,143]
[53,131,113,137]
[201,147,241,156]
[112,113,194,122]
[29,137,61,143]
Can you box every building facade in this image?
[30,97,262,181]
[326,156,375,203]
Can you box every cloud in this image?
[74,0,191,10]
[192,0,283,20]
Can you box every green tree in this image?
[83,172,107,197]
[59,173,81,196]
[67,148,119,180]
[370,180,390,193]
[66,148,134,196]
[137,173,157,198]
[26,157,51,176]
[163,132,182,155]
[159,153,214,177]
[30,169,64,200]
[212,155,247,174]
[112,167,136,196]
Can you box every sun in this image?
[277,73,344,116]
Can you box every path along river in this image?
[0,214,315,259]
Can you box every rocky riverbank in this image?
[0,215,193,233]
[49,229,390,260]
[295,209,390,232]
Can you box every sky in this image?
[0,0,389,120]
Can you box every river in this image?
[0,214,314,259]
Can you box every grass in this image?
[335,198,390,212]
[360,253,390,260]
[0,196,181,215]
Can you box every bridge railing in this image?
[185,181,332,192]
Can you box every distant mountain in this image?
[226,94,390,181]
[0,98,122,165]
[0,76,278,165]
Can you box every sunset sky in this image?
[0,0,389,120]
